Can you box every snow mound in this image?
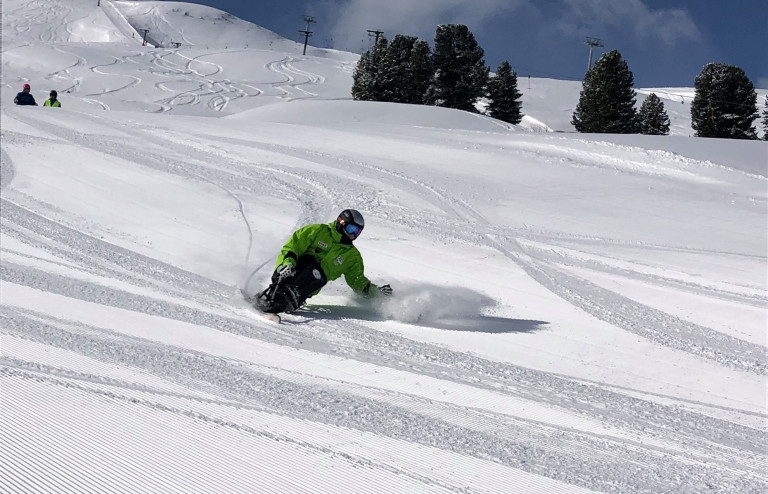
[1,0,130,45]
[519,115,555,132]
[230,99,517,132]
[111,1,298,50]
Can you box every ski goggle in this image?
[343,222,362,239]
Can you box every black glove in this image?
[276,263,296,284]
[378,284,393,296]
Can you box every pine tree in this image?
[761,96,768,140]
[351,37,388,101]
[638,93,670,135]
[351,50,373,100]
[572,50,638,133]
[377,35,418,103]
[426,24,489,112]
[486,61,523,124]
[407,39,433,104]
[690,63,758,139]
[368,37,389,99]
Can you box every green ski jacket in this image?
[276,222,376,295]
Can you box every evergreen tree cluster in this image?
[570,52,759,139]
[353,25,759,140]
[351,24,523,123]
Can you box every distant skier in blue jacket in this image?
[14,83,38,106]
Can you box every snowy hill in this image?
[1,1,767,493]
[1,0,358,115]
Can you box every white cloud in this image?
[313,0,527,53]
[558,0,701,46]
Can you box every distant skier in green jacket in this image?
[255,209,392,314]
[43,90,61,107]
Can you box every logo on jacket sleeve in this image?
[318,241,328,249]
[334,256,344,266]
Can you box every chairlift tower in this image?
[299,16,315,56]
[367,29,384,46]
[584,37,603,70]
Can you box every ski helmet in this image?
[335,209,365,240]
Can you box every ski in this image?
[240,288,281,323]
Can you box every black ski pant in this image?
[264,254,328,313]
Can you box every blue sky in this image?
[196,0,767,88]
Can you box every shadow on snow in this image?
[297,283,548,334]
[300,305,547,334]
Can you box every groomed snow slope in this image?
[2,1,767,493]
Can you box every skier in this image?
[254,209,393,314]
[43,90,61,107]
[13,83,38,106]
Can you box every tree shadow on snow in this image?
[298,283,548,334]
